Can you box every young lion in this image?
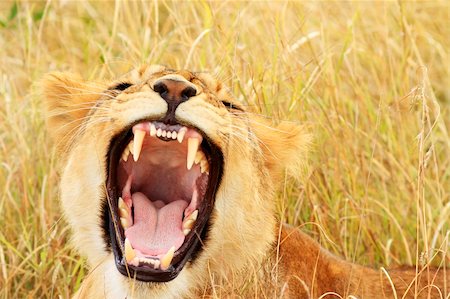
[43,65,448,298]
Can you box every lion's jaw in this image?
[48,65,278,296]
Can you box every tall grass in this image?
[0,1,448,297]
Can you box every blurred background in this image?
[0,1,448,297]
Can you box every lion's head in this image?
[43,65,309,296]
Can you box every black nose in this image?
[153,79,197,125]
[153,79,197,105]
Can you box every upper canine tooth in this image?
[160,246,175,270]
[133,129,146,162]
[124,238,136,262]
[183,229,191,236]
[150,124,157,136]
[157,128,162,137]
[187,138,200,170]
[177,127,187,143]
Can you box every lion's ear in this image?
[42,72,104,153]
[251,116,311,184]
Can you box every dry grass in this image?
[0,1,448,298]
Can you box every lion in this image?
[43,65,449,298]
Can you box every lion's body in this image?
[43,65,449,299]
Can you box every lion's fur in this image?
[43,65,449,298]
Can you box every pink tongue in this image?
[125,192,188,256]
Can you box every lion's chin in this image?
[105,119,223,282]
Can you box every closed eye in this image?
[109,82,132,91]
[221,101,243,111]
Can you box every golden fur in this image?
[43,65,449,298]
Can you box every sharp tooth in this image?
[150,124,157,137]
[118,197,126,210]
[121,148,130,162]
[183,219,195,230]
[133,129,146,162]
[124,238,136,262]
[157,128,162,137]
[120,217,130,229]
[189,210,198,221]
[183,229,191,236]
[160,246,175,270]
[171,131,177,139]
[187,138,200,170]
[162,130,167,137]
[119,207,129,218]
[167,131,172,138]
[194,151,205,165]
[200,159,209,174]
[118,197,131,219]
[177,127,187,143]
[128,140,134,152]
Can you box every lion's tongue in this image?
[125,192,188,256]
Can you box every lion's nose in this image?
[153,79,197,107]
[153,78,197,125]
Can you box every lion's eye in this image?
[110,82,132,91]
[221,101,243,111]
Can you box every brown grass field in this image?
[0,1,449,298]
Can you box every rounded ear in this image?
[250,116,311,184]
[42,72,105,153]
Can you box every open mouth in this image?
[106,120,223,282]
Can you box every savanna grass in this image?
[0,1,448,297]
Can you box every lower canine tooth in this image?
[118,197,127,210]
[183,229,191,236]
[160,246,175,270]
[183,219,195,230]
[124,238,136,262]
[120,217,130,229]
[188,210,198,221]
[118,197,130,218]
[119,207,129,218]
